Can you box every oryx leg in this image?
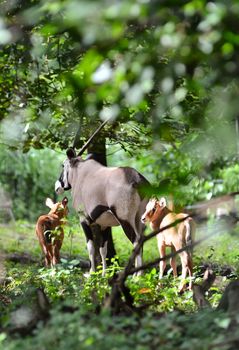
[134,214,146,276]
[133,238,143,276]
[99,228,110,276]
[81,220,95,274]
[121,221,143,276]
[109,206,143,275]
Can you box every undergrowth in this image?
[1,221,239,349]
[0,260,236,350]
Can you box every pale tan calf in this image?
[141,197,195,292]
[36,197,68,267]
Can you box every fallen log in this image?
[192,269,216,308]
[3,253,90,269]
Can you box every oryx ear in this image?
[159,197,167,208]
[66,148,76,159]
[45,198,55,209]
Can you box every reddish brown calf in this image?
[36,197,68,267]
[141,197,196,292]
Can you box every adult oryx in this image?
[55,147,149,276]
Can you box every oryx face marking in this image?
[55,159,72,195]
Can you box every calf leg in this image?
[187,255,193,290]
[179,252,193,292]
[52,232,64,266]
[159,245,166,278]
[170,246,177,277]
[44,252,51,267]
[40,243,51,267]
[36,230,50,267]
[81,220,95,274]
[157,235,166,278]
[52,244,60,266]
[48,245,54,268]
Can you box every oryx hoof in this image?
[83,270,95,278]
[83,272,91,278]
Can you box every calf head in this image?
[45,197,69,218]
[141,197,168,230]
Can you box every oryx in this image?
[55,143,149,276]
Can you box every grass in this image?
[0,218,159,265]
[0,219,87,261]
[1,216,239,270]
[1,215,239,311]
[193,220,239,271]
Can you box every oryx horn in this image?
[77,118,109,156]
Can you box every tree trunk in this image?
[87,135,117,266]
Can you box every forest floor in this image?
[1,219,239,349]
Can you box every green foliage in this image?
[1,140,239,222]
[1,0,239,163]
[0,258,227,350]
[0,289,235,350]
[36,263,83,302]
[108,142,239,208]
[80,258,122,307]
[127,268,196,313]
[220,164,239,193]
[0,146,64,220]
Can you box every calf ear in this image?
[159,197,167,208]
[45,198,55,209]
[66,148,76,159]
[62,197,68,207]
